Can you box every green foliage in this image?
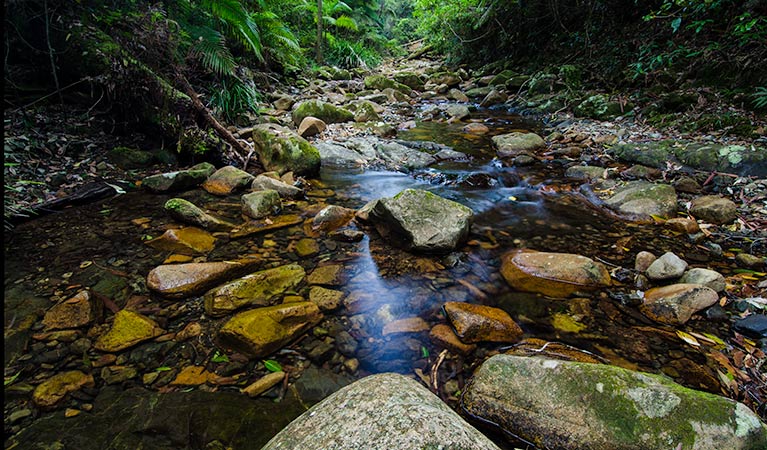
[211,350,230,363]
[263,359,282,372]
[208,77,260,122]
[753,87,767,110]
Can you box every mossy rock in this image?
[462,354,767,450]
[558,64,583,90]
[489,70,519,86]
[107,146,155,169]
[250,124,321,176]
[177,128,218,155]
[292,100,353,126]
[574,94,633,120]
[364,75,412,95]
[392,72,424,91]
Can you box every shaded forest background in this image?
[4,0,767,223]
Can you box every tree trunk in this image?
[316,0,324,63]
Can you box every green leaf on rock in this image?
[421,346,430,358]
[263,359,282,372]
[211,351,229,363]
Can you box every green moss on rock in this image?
[292,100,354,126]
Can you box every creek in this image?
[3,105,751,449]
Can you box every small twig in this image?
[431,349,448,393]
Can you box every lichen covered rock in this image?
[204,264,306,317]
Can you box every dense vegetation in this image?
[4,0,766,226]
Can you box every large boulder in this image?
[393,72,425,90]
[604,181,678,219]
[443,302,523,343]
[291,100,353,126]
[501,250,611,297]
[370,189,473,253]
[218,302,322,358]
[639,283,719,325]
[492,132,546,157]
[462,354,767,450]
[262,373,501,450]
[146,259,258,299]
[250,123,321,176]
[201,166,254,196]
[142,162,215,193]
[203,264,306,317]
[428,71,461,87]
[241,189,281,219]
[314,136,441,171]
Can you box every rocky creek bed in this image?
[4,57,767,449]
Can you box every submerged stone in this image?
[218,302,322,358]
[371,188,473,253]
[203,264,306,317]
[94,309,164,352]
[443,302,523,344]
[145,227,216,255]
[262,373,501,450]
[462,354,767,450]
[429,323,477,355]
[501,250,611,297]
[42,290,102,331]
[33,371,95,409]
[147,259,258,299]
[640,283,719,325]
[312,205,355,233]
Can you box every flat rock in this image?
[251,174,303,199]
[218,302,322,358]
[201,166,254,196]
[142,163,215,193]
[262,373,501,450]
[463,123,489,134]
[679,268,726,292]
[241,189,281,219]
[665,217,700,234]
[164,198,235,232]
[370,188,473,253]
[94,309,164,352]
[462,354,767,450]
[501,250,611,297]
[147,259,258,299]
[229,214,303,239]
[640,283,719,325]
[33,371,95,408]
[443,302,523,344]
[604,181,677,219]
[146,227,216,255]
[295,238,320,257]
[565,165,609,180]
[203,264,305,317]
[42,290,102,331]
[492,132,545,157]
[429,323,477,355]
[690,195,738,224]
[646,251,688,280]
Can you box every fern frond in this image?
[334,15,358,31]
[190,27,236,76]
